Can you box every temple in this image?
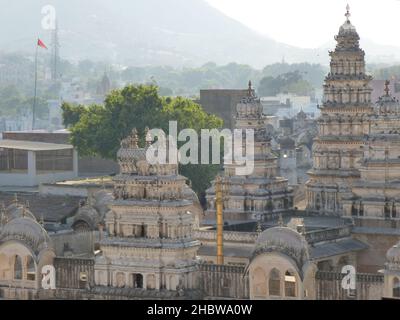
[94,128,201,296]
[205,82,293,222]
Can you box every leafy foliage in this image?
[63,84,224,196]
[258,71,315,96]
[0,85,49,119]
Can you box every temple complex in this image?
[0,6,399,301]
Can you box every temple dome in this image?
[254,226,310,268]
[4,203,36,222]
[387,242,400,264]
[117,128,178,176]
[376,81,400,114]
[73,204,101,231]
[0,216,50,253]
[339,20,357,35]
[236,81,263,118]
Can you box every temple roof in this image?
[338,5,358,36]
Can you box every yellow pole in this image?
[216,176,224,265]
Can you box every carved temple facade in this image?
[205,84,293,222]
[94,129,200,293]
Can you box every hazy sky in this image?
[206,0,400,48]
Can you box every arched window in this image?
[393,277,400,298]
[14,256,22,280]
[26,256,35,281]
[133,274,143,289]
[284,271,297,297]
[269,268,281,296]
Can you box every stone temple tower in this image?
[342,81,400,222]
[306,6,374,216]
[94,128,200,295]
[205,82,293,222]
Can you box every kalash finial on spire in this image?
[247,80,253,97]
[131,128,139,148]
[145,126,152,147]
[345,4,351,22]
[384,80,391,96]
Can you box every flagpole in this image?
[32,40,38,130]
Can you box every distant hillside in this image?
[0,0,318,67]
[1,0,400,67]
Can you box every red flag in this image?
[37,38,47,49]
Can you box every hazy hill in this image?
[0,0,317,67]
[1,0,400,67]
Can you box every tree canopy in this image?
[63,84,224,197]
[258,71,315,97]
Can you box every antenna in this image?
[51,19,60,82]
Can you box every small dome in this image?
[254,226,310,267]
[4,203,36,222]
[73,205,101,231]
[117,128,178,176]
[387,242,400,264]
[0,216,50,253]
[339,20,357,34]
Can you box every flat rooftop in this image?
[0,139,73,151]
[50,176,113,187]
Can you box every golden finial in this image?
[384,80,390,96]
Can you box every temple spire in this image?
[384,80,390,96]
[247,80,253,97]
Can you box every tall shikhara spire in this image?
[205,82,293,222]
[305,7,374,216]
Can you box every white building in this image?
[0,140,78,187]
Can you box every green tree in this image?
[258,71,314,96]
[61,102,87,128]
[65,84,224,196]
